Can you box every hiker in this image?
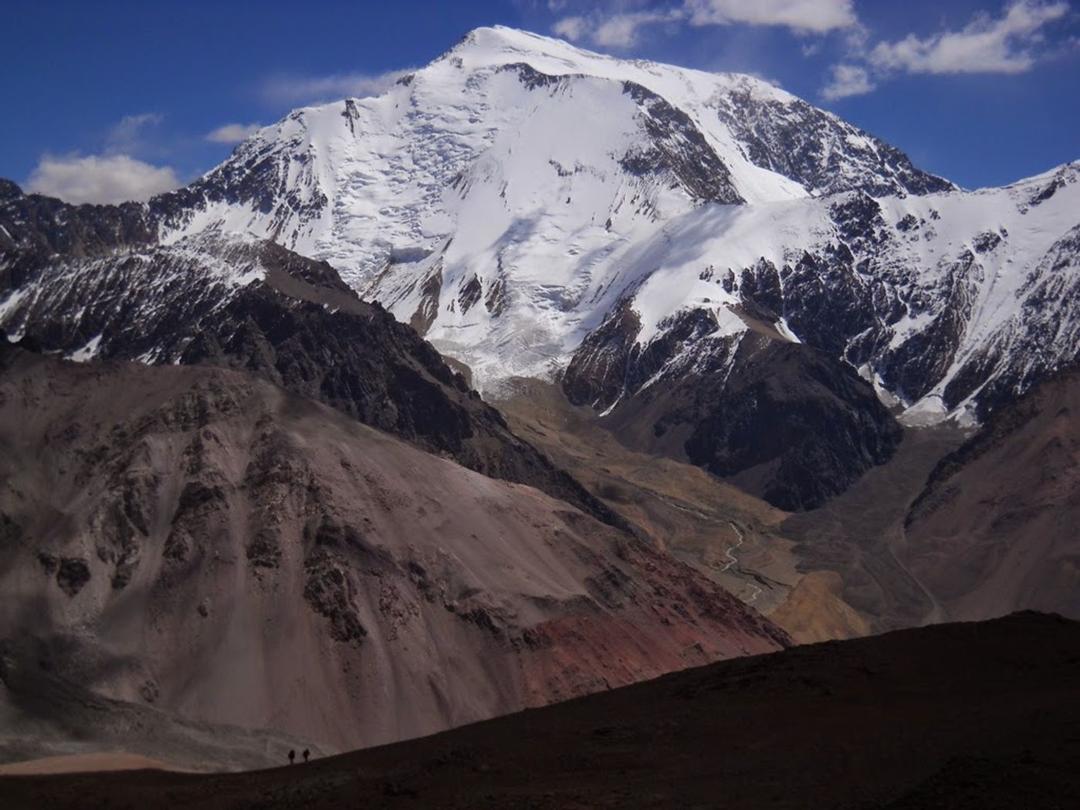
[303,748,310,763]
[288,749,295,765]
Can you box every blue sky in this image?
[4,0,1077,203]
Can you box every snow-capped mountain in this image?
[2,26,1078,504]
[138,26,1078,429]
[151,26,958,386]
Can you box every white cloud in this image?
[817,1,1069,103]
[551,0,857,49]
[821,63,875,99]
[206,122,262,144]
[26,154,180,205]
[685,0,857,34]
[869,0,1069,75]
[552,15,590,41]
[593,10,680,47]
[261,69,413,105]
[103,112,164,155]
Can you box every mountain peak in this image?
[443,24,787,101]
[0,179,23,201]
[451,24,600,57]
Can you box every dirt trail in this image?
[721,522,763,604]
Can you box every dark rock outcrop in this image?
[620,81,743,205]
[564,306,902,511]
[714,88,955,197]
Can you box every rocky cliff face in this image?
[564,305,901,510]
[0,178,154,290]
[0,344,788,754]
[712,89,954,198]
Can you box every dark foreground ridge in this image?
[2,611,1077,809]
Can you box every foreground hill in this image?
[2,611,1076,808]
[0,341,786,759]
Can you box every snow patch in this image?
[67,334,103,362]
